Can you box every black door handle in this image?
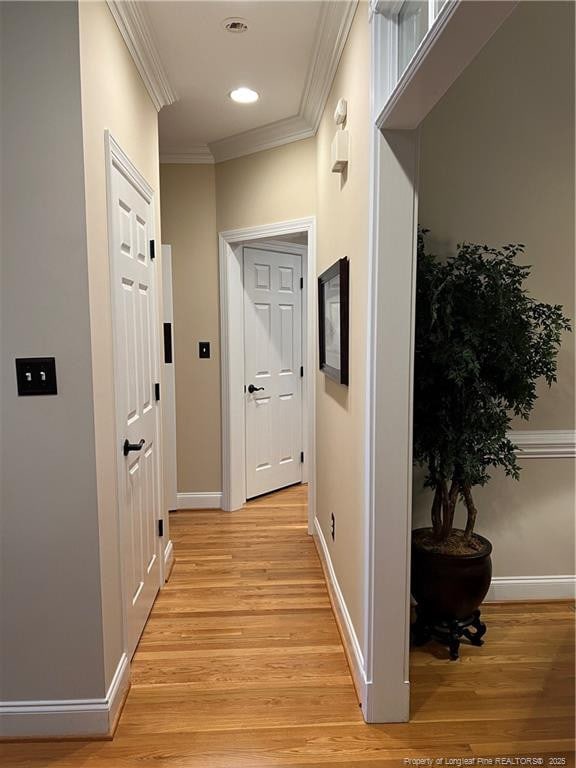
[247,384,265,394]
[123,438,145,457]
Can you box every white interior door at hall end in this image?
[110,162,161,659]
[244,247,303,499]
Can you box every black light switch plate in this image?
[16,357,58,396]
[199,342,210,359]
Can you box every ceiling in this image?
[147,1,323,149]
[109,1,357,162]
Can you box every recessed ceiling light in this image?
[230,87,259,104]
[223,17,248,33]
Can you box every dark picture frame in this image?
[318,257,349,386]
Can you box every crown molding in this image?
[160,146,215,165]
[210,114,315,163]
[107,0,177,112]
[300,0,358,132]
[176,0,357,164]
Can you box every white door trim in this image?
[372,0,518,129]
[161,244,176,578]
[218,218,317,533]
[104,131,164,659]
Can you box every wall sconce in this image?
[331,98,349,174]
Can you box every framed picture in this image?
[318,257,349,385]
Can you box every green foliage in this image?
[413,231,571,540]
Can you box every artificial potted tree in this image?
[412,231,570,660]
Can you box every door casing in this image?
[218,218,317,533]
[161,244,176,576]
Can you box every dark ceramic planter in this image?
[411,528,492,659]
[411,528,493,619]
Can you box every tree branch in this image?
[439,479,450,542]
[462,484,478,540]
[431,485,442,539]
[441,478,460,539]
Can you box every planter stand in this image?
[412,607,487,660]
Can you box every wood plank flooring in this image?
[1,484,574,766]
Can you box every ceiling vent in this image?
[223,18,248,33]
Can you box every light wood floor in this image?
[2,485,574,766]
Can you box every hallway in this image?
[129,484,361,734]
[1,485,573,765]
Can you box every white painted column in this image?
[364,127,420,723]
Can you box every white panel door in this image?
[110,162,161,659]
[244,247,303,499]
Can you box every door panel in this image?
[254,302,273,379]
[110,163,160,659]
[244,247,303,499]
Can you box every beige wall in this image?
[0,1,104,701]
[215,138,316,232]
[161,138,317,493]
[0,0,161,716]
[160,165,220,492]
[315,1,370,649]
[416,1,575,577]
[78,0,161,688]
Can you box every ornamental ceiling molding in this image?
[107,0,177,112]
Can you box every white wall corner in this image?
[106,0,177,111]
[313,518,368,709]
[160,147,215,165]
[177,492,223,510]
[508,429,576,459]
[0,654,130,739]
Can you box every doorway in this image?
[219,217,317,533]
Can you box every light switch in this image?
[16,358,57,396]
[199,342,210,359]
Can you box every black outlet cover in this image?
[199,342,210,359]
[16,357,57,396]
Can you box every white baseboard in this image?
[106,653,130,734]
[313,518,367,704]
[176,492,222,510]
[486,575,576,602]
[0,653,130,739]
